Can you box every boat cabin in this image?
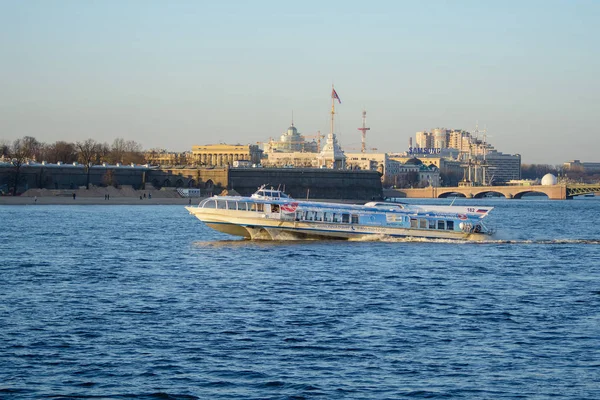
[251,188,291,200]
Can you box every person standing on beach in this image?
[73,193,76,200]
[34,196,37,204]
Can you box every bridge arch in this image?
[472,190,505,199]
[438,191,467,198]
[512,190,549,199]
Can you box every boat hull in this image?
[186,207,491,241]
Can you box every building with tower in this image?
[318,132,345,169]
[410,127,521,185]
[262,122,318,153]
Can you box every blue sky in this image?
[1,0,598,164]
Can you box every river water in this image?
[1,197,599,399]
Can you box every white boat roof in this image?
[210,193,493,219]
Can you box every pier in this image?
[384,184,600,200]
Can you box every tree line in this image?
[1,136,146,195]
[521,163,600,183]
[1,136,146,165]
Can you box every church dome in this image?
[541,173,557,185]
[405,157,423,165]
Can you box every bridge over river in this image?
[383,184,600,200]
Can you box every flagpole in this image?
[331,85,335,138]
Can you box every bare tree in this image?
[8,138,34,195]
[96,142,110,164]
[521,164,559,180]
[47,141,77,163]
[109,138,127,164]
[108,138,144,164]
[21,136,43,162]
[75,139,100,189]
[1,140,11,158]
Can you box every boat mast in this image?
[482,126,487,185]
[358,109,370,154]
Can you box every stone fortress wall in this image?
[0,164,383,200]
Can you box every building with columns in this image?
[191,144,262,167]
[144,150,191,166]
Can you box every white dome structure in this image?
[541,173,558,186]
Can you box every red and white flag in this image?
[332,88,341,104]
[281,202,299,213]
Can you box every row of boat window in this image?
[203,199,357,223]
[203,199,456,230]
[203,199,265,211]
[411,218,455,231]
[295,211,356,224]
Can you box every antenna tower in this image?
[357,109,370,153]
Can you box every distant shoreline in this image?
[0,196,201,205]
[0,196,200,206]
[0,186,206,205]
[0,195,362,206]
[0,186,367,205]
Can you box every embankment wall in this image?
[0,165,382,200]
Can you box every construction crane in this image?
[357,110,370,153]
[303,131,325,152]
[263,139,321,153]
[344,146,378,152]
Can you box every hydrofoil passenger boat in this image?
[186,186,495,241]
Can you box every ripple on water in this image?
[1,203,600,398]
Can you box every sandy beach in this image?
[0,187,204,205]
[0,196,199,205]
[1,187,356,205]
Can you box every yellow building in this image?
[144,150,191,166]
[262,152,319,168]
[191,144,262,167]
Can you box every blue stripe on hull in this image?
[202,220,468,240]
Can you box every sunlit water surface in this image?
[1,197,599,399]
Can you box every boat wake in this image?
[484,238,600,245]
[193,237,600,246]
[350,235,600,245]
[192,238,321,248]
[350,236,600,245]
[347,234,468,243]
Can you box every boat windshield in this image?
[199,198,216,208]
[364,202,404,209]
[251,189,291,200]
